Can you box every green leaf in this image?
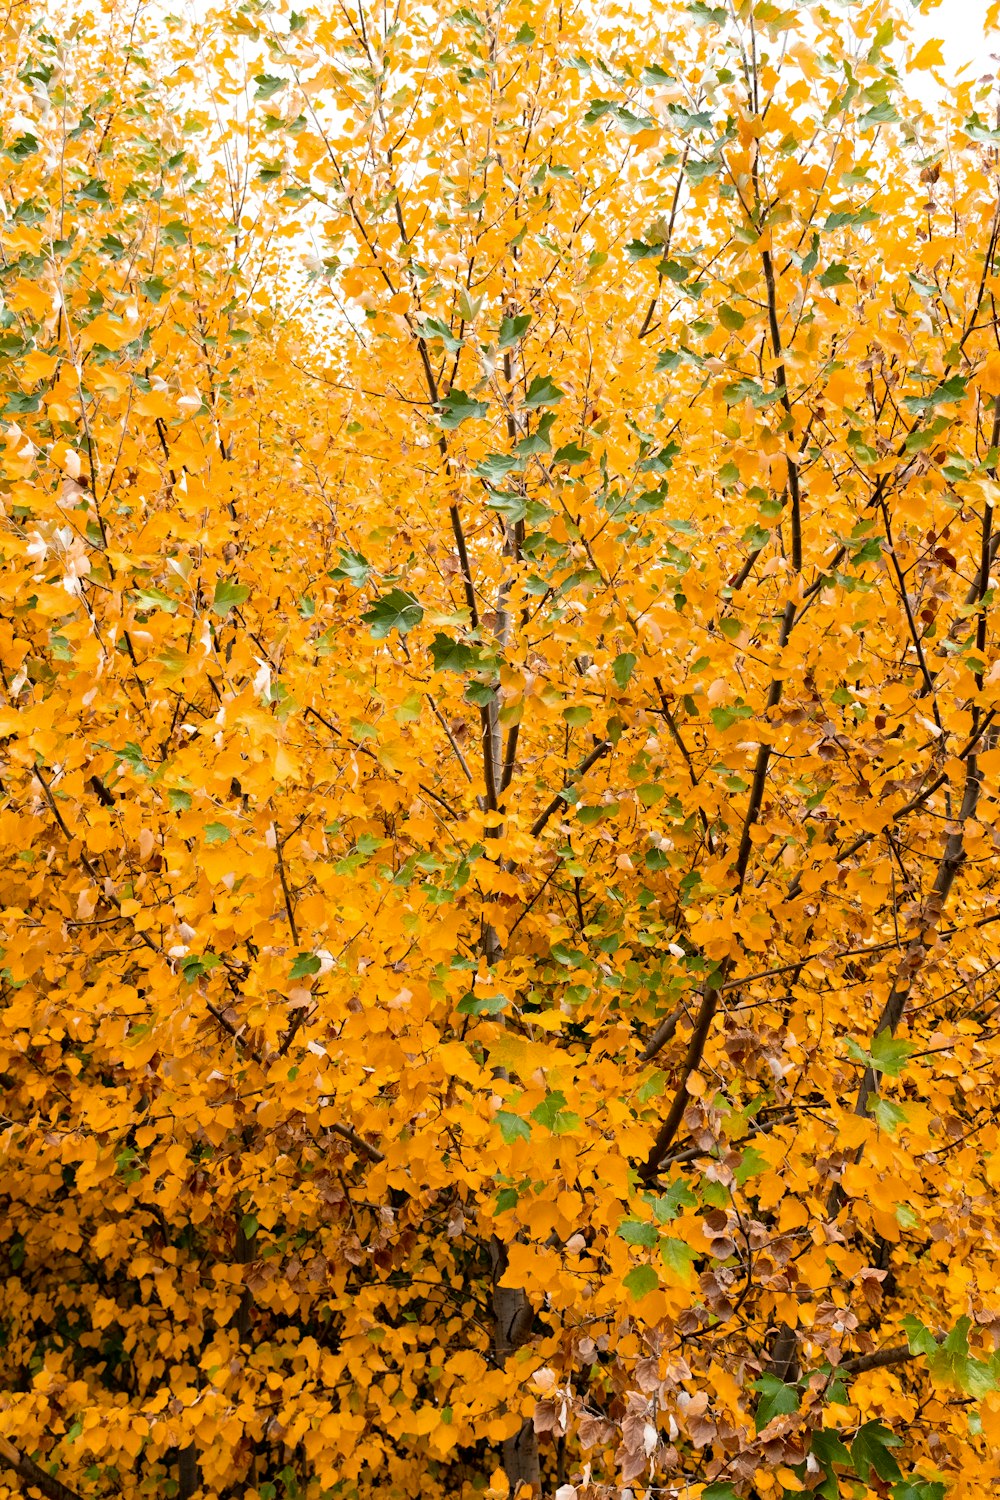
[622,1264,659,1300]
[810,1428,852,1471]
[908,271,938,297]
[515,411,557,456]
[734,1144,768,1185]
[584,99,614,125]
[721,376,782,409]
[212,580,250,616]
[133,585,179,614]
[966,111,1000,143]
[709,701,753,731]
[851,1421,902,1484]
[904,415,950,453]
[522,374,564,409]
[824,206,879,232]
[254,73,287,100]
[686,1,727,23]
[626,239,664,261]
[419,317,463,352]
[475,452,520,482]
[140,275,169,304]
[430,633,477,672]
[718,303,744,330]
[329,548,371,586]
[203,822,230,844]
[901,1314,939,1357]
[531,1090,580,1133]
[646,260,682,290]
[660,1236,697,1282]
[552,441,591,465]
[495,1187,518,1212]
[797,232,820,274]
[847,429,878,464]
[7,133,39,162]
[513,21,535,43]
[684,158,720,184]
[180,952,221,984]
[701,1487,740,1500]
[860,101,899,127]
[3,391,42,415]
[612,652,637,688]
[457,291,483,322]
[818,262,851,289]
[484,489,527,522]
[498,313,531,349]
[241,1214,259,1238]
[77,177,111,206]
[289,952,322,979]
[437,389,489,428]
[845,1031,916,1077]
[456,991,508,1016]
[362,589,423,639]
[650,1179,696,1221]
[871,1096,907,1132]
[753,1373,799,1430]
[901,375,967,414]
[926,1315,999,1396]
[585,99,655,133]
[616,1219,658,1247]
[495,1110,530,1143]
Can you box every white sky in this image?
[910,0,996,85]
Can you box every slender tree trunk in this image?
[490,1237,541,1495]
[178,1443,201,1499]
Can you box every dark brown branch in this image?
[274,832,300,947]
[529,740,611,838]
[0,1439,89,1500]
[641,1006,681,1063]
[499,721,520,795]
[761,247,801,571]
[639,972,726,1183]
[840,1333,943,1375]
[329,1122,385,1164]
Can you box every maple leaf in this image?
[362,589,423,637]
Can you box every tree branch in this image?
[0,1439,89,1500]
[529,740,611,838]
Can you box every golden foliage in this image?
[2,1,1000,1497]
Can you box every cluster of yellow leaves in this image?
[3,1,1000,1498]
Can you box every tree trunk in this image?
[490,1237,541,1495]
[178,1443,201,1499]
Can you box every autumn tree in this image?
[4,0,1000,1498]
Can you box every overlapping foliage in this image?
[3,0,1000,1497]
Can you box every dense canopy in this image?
[3,1,1000,1498]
